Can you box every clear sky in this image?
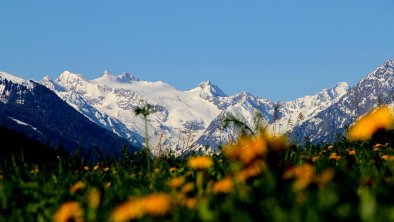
[1,0,393,101]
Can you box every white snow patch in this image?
[8,117,40,132]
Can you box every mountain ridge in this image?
[0,72,136,157]
[39,67,350,154]
[2,59,391,155]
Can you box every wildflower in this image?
[93,164,99,171]
[111,198,145,221]
[143,193,172,216]
[312,156,321,162]
[188,156,213,170]
[212,177,234,193]
[103,167,110,172]
[315,169,334,187]
[329,152,341,160]
[381,155,389,160]
[169,167,178,173]
[348,150,356,156]
[373,147,379,152]
[283,164,315,191]
[373,143,383,148]
[83,166,89,171]
[348,106,394,141]
[53,201,84,222]
[185,171,193,176]
[70,181,86,193]
[235,160,266,182]
[154,168,160,174]
[181,182,194,194]
[268,135,289,151]
[88,188,101,209]
[167,177,185,189]
[381,155,394,161]
[185,198,198,209]
[223,135,267,165]
[327,145,334,150]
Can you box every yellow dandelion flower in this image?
[185,171,193,176]
[53,201,84,222]
[293,164,315,191]
[347,150,356,156]
[212,177,234,193]
[315,169,334,187]
[374,143,383,148]
[88,188,101,209]
[111,199,145,222]
[83,166,89,171]
[381,155,394,161]
[268,135,289,151]
[348,106,394,141]
[143,193,172,217]
[169,167,178,173]
[235,160,266,182]
[185,198,198,209]
[223,135,267,165]
[167,177,185,189]
[312,156,321,162]
[103,167,110,172]
[373,147,379,152]
[70,181,86,193]
[329,152,341,160]
[188,156,213,170]
[327,145,334,150]
[181,182,194,194]
[283,164,315,191]
[93,164,99,171]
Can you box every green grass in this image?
[2,130,394,222]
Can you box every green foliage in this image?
[2,128,394,221]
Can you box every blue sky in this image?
[1,0,393,101]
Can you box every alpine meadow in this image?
[1,1,394,221]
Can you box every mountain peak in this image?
[0,71,34,89]
[58,71,86,82]
[102,70,113,77]
[42,75,52,81]
[383,59,394,68]
[198,80,227,99]
[117,72,140,82]
[333,82,349,95]
[41,75,64,92]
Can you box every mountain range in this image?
[1,59,393,155]
[0,72,134,158]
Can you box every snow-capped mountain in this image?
[0,72,133,157]
[5,59,392,155]
[42,71,223,154]
[193,82,349,150]
[290,59,394,144]
[41,68,349,154]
